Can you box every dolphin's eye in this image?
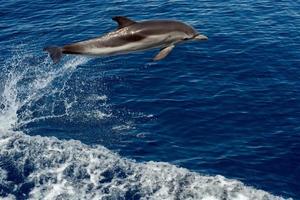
[183,38,189,41]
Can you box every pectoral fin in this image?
[153,45,175,61]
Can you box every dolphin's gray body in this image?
[44,16,208,63]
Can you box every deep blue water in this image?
[1,0,300,199]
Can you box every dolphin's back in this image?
[130,20,197,36]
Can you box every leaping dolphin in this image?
[44,16,208,63]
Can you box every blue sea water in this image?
[0,0,299,199]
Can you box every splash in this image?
[0,50,89,132]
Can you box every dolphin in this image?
[44,16,208,63]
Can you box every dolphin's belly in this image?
[83,34,171,56]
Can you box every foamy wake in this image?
[0,131,289,200]
[0,50,290,200]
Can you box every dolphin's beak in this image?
[194,34,208,41]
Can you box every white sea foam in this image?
[84,110,112,120]
[0,50,291,200]
[0,131,289,200]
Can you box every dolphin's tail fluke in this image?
[43,46,63,64]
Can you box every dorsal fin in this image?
[112,16,136,29]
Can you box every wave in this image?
[0,131,288,200]
[0,50,290,199]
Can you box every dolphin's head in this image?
[182,25,208,42]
